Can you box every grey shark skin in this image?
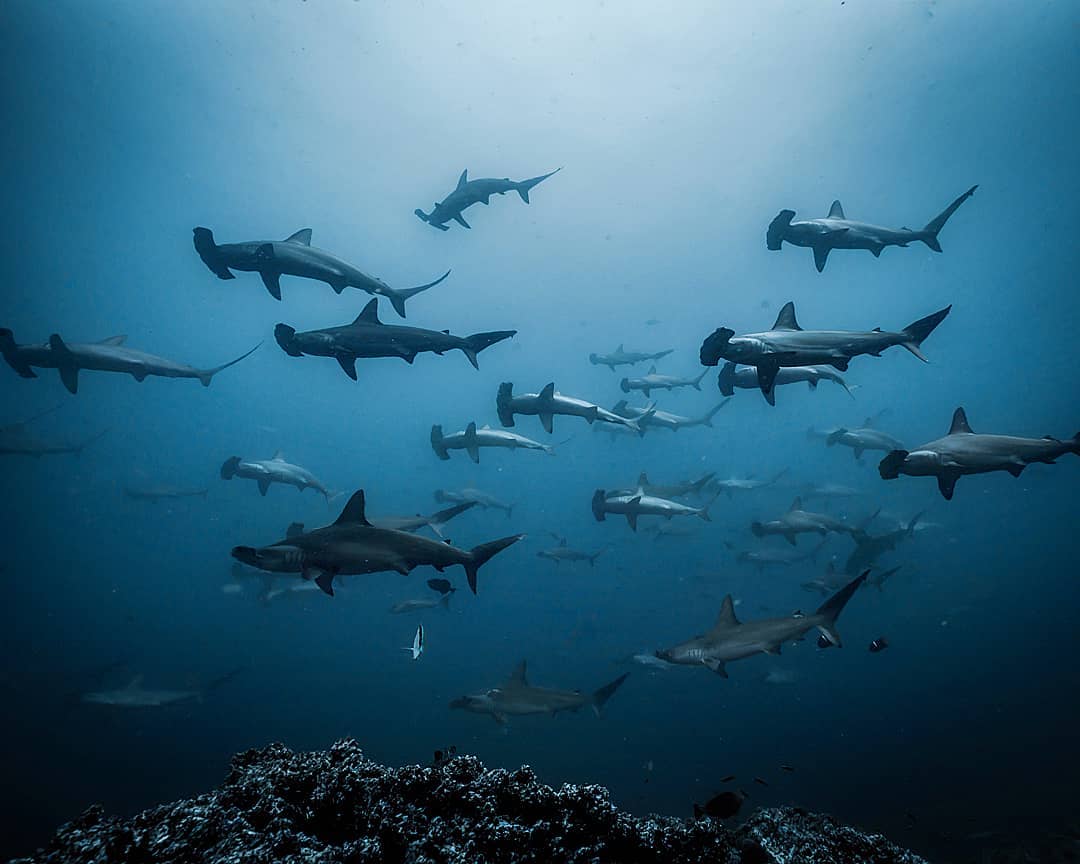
[592,487,714,532]
[707,469,788,498]
[434,487,513,517]
[231,490,524,595]
[220,451,334,500]
[799,482,862,501]
[415,167,562,231]
[82,670,240,708]
[497,382,647,435]
[389,594,451,614]
[449,661,628,724]
[844,511,920,574]
[370,501,477,539]
[699,301,951,405]
[751,497,854,546]
[0,330,259,395]
[0,409,108,457]
[718,361,853,399]
[737,538,827,571]
[589,344,674,372]
[431,422,553,464]
[607,471,716,501]
[124,484,209,501]
[766,185,977,272]
[656,572,867,677]
[537,535,604,566]
[620,366,708,398]
[611,399,730,431]
[879,407,1080,500]
[274,299,515,380]
[642,521,699,541]
[825,419,905,461]
[193,226,449,317]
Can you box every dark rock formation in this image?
[15,739,927,864]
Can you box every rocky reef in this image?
[16,739,927,864]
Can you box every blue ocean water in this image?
[2,2,1078,860]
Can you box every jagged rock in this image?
[14,739,927,864]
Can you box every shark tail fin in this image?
[464,534,525,594]
[430,426,449,460]
[701,399,731,427]
[591,672,629,716]
[205,667,244,693]
[920,185,977,252]
[900,306,951,362]
[75,428,110,456]
[814,571,868,647]
[429,501,477,535]
[515,167,561,203]
[198,343,262,386]
[692,368,709,389]
[462,330,516,369]
[387,269,452,318]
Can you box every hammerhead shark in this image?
[656,572,867,677]
[193,226,449,317]
[0,406,107,457]
[431,422,553,463]
[497,382,649,435]
[611,400,729,431]
[537,534,605,566]
[620,366,709,398]
[370,501,477,538]
[275,299,515,379]
[82,669,242,708]
[232,490,524,595]
[434,487,514,517]
[699,301,950,405]
[608,471,716,500]
[593,487,714,532]
[449,661,628,724]
[0,330,259,395]
[879,407,1080,499]
[766,185,977,272]
[825,418,905,461]
[751,497,855,545]
[220,451,334,499]
[415,168,561,231]
[589,344,673,371]
[718,361,852,399]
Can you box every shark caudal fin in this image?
[515,167,562,203]
[691,368,709,390]
[701,399,731,427]
[386,269,451,318]
[273,324,303,357]
[815,570,868,646]
[197,343,262,387]
[464,534,525,594]
[900,306,951,361]
[192,227,235,280]
[462,330,516,369]
[430,426,450,460]
[428,501,477,537]
[496,382,517,427]
[920,185,977,252]
[591,672,629,717]
[767,209,796,250]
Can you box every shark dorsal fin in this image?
[788,496,802,512]
[637,471,650,487]
[456,169,468,189]
[559,537,567,547]
[710,596,740,633]
[353,299,381,326]
[949,407,973,435]
[772,302,802,331]
[539,382,556,402]
[616,344,624,352]
[97,335,127,346]
[507,660,528,687]
[465,422,477,440]
[648,365,656,374]
[828,200,845,219]
[286,522,305,539]
[284,228,312,245]
[334,490,372,527]
[271,450,285,461]
[863,416,875,428]
[125,674,144,690]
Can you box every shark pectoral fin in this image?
[493,712,508,726]
[306,568,335,597]
[336,355,358,380]
[328,275,347,294]
[453,214,471,229]
[756,361,780,405]
[831,357,850,372]
[626,511,638,532]
[784,532,797,547]
[1005,461,1026,478]
[260,270,282,301]
[937,472,959,500]
[257,478,271,496]
[57,364,80,394]
[466,445,480,463]
[539,413,554,434]
[812,245,831,272]
[763,643,782,656]
[703,658,728,677]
